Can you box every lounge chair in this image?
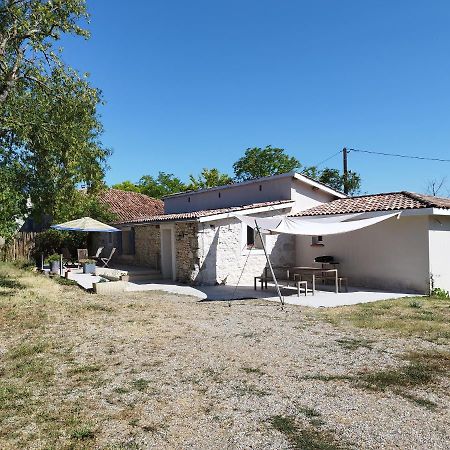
[90,246,104,262]
[100,247,116,268]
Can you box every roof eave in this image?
[292,173,347,198]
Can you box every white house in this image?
[94,174,450,294]
[93,172,344,285]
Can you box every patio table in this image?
[265,266,339,295]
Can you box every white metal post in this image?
[254,221,284,308]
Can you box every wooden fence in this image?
[0,232,37,262]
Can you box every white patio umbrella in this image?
[51,217,119,232]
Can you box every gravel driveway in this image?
[1,269,449,449]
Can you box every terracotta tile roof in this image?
[131,200,294,223]
[97,189,164,223]
[293,192,450,217]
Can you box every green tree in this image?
[303,166,361,195]
[111,180,142,193]
[138,172,187,198]
[0,0,89,104]
[233,146,301,181]
[0,165,27,238]
[0,0,111,231]
[188,168,232,190]
[1,66,110,222]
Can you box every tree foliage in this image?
[0,0,89,104]
[303,166,361,195]
[113,172,188,199]
[113,168,233,198]
[0,0,110,237]
[188,168,232,191]
[232,146,301,181]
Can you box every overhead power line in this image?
[310,150,342,168]
[349,148,450,163]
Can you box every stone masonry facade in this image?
[133,224,160,269]
[175,222,200,282]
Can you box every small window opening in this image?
[218,192,221,198]
[188,196,191,203]
[259,184,262,191]
[312,235,324,246]
[246,226,263,249]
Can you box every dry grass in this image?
[0,263,449,449]
[318,296,450,343]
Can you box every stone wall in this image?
[175,222,200,282]
[90,224,161,269]
[133,225,161,268]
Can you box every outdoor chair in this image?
[61,247,75,267]
[100,247,116,268]
[77,248,89,267]
[90,246,104,262]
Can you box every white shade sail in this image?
[51,217,119,233]
[235,211,400,236]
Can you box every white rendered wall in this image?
[295,215,430,294]
[290,180,337,214]
[428,215,450,292]
[194,209,296,285]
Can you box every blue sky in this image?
[62,0,450,194]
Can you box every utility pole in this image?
[342,147,348,194]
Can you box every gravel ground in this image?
[1,274,449,449]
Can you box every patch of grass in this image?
[6,340,54,382]
[84,302,114,312]
[8,341,48,359]
[319,296,450,343]
[359,351,449,391]
[269,415,346,450]
[299,406,325,427]
[242,366,265,375]
[398,392,438,410]
[0,276,25,290]
[300,374,353,382]
[409,300,422,308]
[69,364,102,375]
[234,382,268,397]
[304,350,449,410]
[114,386,130,394]
[53,277,78,286]
[70,425,95,440]
[335,337,373,350]
[131,378,150,392]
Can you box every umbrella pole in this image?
[254,221,284,308]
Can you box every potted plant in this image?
[83,259,96,274]
[46,254,61,274]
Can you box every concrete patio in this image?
[125,280,416,307]
[59,266,416,307]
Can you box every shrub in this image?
[431,288,450,299]
[33,229,86,260]
[46,254,61,264]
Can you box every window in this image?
[259,184,262,191]
[246,225,264,250]
[312,235,324,246]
